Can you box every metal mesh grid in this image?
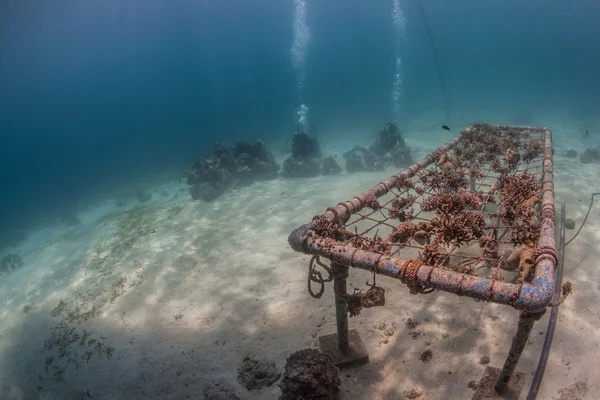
[304,124,552,285]
[327,127,545,282]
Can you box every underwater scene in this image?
[0,0,598,399]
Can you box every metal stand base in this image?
[472,366,525,400]
[319,329,369,368]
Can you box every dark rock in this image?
[565,218,575,230]
[279,348,340,400]
[580,148,600,164]
[345,153,365,173]
[565,149,578,158]
[580,152,593,164]
[322,156,342,175]
[282,156,320,178]
[203,382,240,400]
[237,356,281,391]
[0,254,23,274]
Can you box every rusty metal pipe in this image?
[289,232,553,312]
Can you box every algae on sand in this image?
[45,227,83,247]
[83,202,185,275]
[67,203,185,315]
[42,322,115,383]
[41,203,186,386]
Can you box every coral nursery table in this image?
[288,124,569,397]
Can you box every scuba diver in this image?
[369,122,406,157]
[286,122,321,159]
[343,122,406,158]
[342,121,413,169]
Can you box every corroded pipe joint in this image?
[535,245,559,267]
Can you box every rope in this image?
[399,260,435,295]
[549,282,572,307]
[560,192,600,250]
[534,245,559,267]
[307,256,333,299]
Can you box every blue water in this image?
[0,0,598,243]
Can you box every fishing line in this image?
[413,0,450,122]
[559,192,600,250]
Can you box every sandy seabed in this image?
[0,123,599,400]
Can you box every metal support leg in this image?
[526,202,566,399]
[495,311,544,393]
[333,263,350,349]
[473,310,542,399]
[318,262,369,368]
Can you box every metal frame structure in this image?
[288,124,560,395]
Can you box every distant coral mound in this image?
[0,253,24,274]
[184,140,279,201]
